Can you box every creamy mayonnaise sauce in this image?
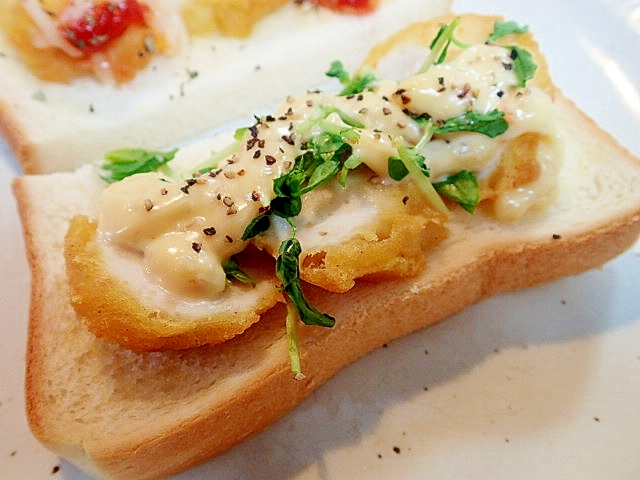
[98,42,562,298]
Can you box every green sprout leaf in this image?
[388,156,409,181]
[242,212,272,241]
[418,16,469,73]
[433,170,480,213]
[486,20,529,43]
[508,46,537,87]
[432,110,509,138]
[391,136,448,216]
[276,238,335,328]
[223,258,256,286]
[101,148,179,183]
[326,60,378,95]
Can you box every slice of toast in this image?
[0,0,452,175]
[13,14,640,480]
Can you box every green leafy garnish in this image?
[388,156,410,181]
[285,302,305,379]
[223,258,256,286]
[101,148,178,183]
[418,16,470,73]
[242,212,272,241]
[433,170,480,213]
[432,110,509,138]
[486,20,529,43]
[326,60,378,95]
[390,134,448,215]
[276,238,335,328]
[194,138,242,174]
[508,46,537,87]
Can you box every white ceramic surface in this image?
[1,0,639,478]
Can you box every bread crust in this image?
[12,14,640,480]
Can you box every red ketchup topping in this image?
[316,0,378,15]
[59,0,149,55]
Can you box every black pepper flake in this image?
[503,62,513,71]
[265,115,276,122]
[251,190,261,201]
[237,169,246,176]
[227,206,238,215]
[382,95,389,101]
[282,134,295,145]
[358,107,368,114]
[192,242,202,253]
[249,125,258,138]
[457,83,471,99]
[225,235,233,243]
[160,187,168,195]
[253,150,261,159]
[286,107,294,116]
[247,137,258,150]
[52,464,61,474]
[209,168,222,178]
[356,94,364,101]
[552,234,562,240]
[402,196,409,205]
[203,227,217,236]
[89,103,95,113]
[222,196,234,207]
[265,155,276,165]
[144,199,153,211]
[497,90,505,98]
[393,446,401,454]
[510,49,518,60]
[306,99,314,107]
[382,107,392,116]
[180,178,197,194]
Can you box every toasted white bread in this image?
[0,0,452,175]
[12,13,640,480]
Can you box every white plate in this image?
[1,0,639,478]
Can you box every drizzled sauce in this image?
[98,43,561,298]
